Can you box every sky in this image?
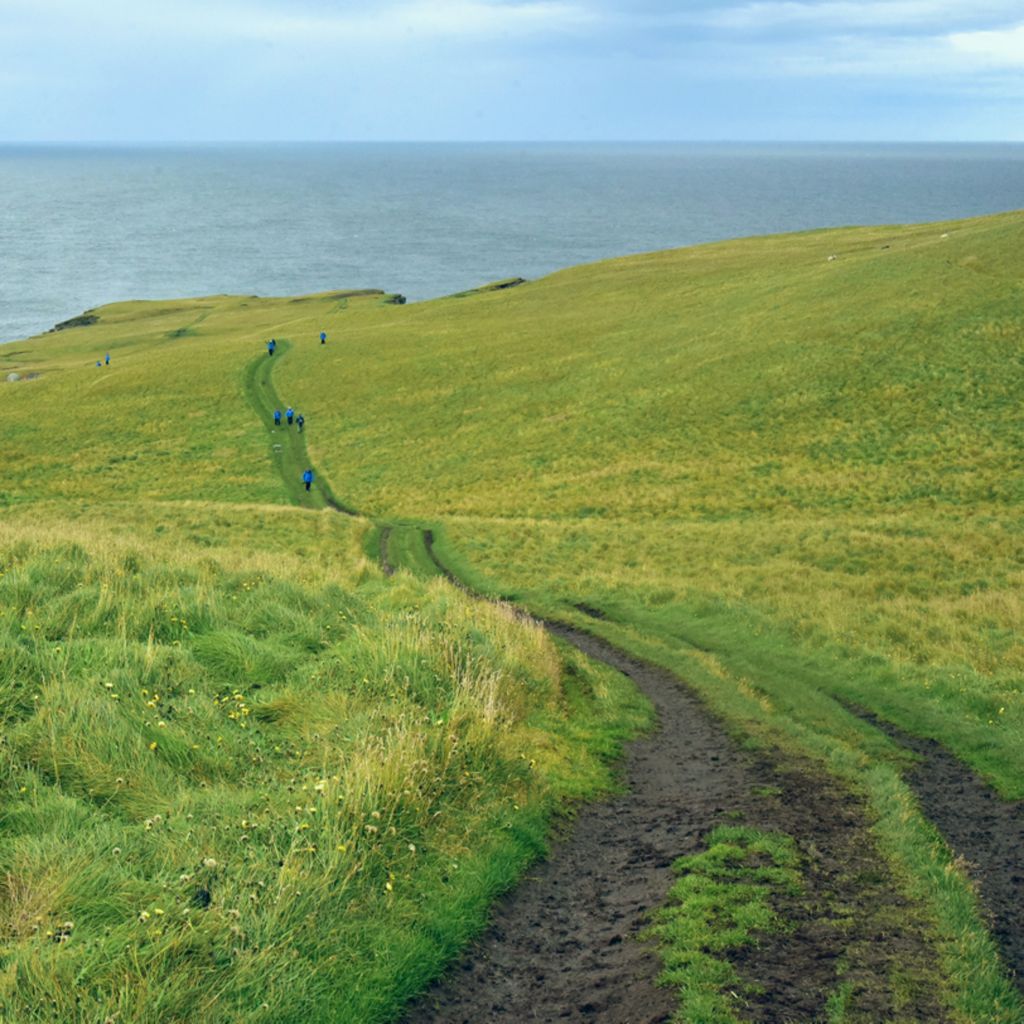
[1,0,1023,141]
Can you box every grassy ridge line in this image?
[242,340,357,514]
[415,533,1024,1023]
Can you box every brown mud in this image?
[850,706,1024,995]
[401,536,948,1024]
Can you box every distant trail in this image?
[242,341,358,514]
[250,346,949,1022]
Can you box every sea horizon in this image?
[3,140,1023,344]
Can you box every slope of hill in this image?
[0,299,653,1023]
[274,211,1024,794]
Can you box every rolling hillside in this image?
[275,211,1024,793]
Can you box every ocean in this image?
[1,142,1022,344]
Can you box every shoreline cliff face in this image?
[49,311,99,332]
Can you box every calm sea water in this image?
[2,142,1023,343]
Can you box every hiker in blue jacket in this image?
[296,413,305,432]
[302,469,314,492]
[320,331,326,345]
[105,353,110,365]
[267,338,276,356]
[286,407,294,425]
[273,409,281,427]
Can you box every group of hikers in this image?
[94,352,110,367]
[268,330,326,494]
[274,407,304,431]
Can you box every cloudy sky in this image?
[1,0,1022,141]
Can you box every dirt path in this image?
[402,536,948,1023]
[404,628,746,1024]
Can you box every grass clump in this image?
[646,826,802,1023]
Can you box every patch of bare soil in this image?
[402,574,949,1023]
[851,708,1024,996]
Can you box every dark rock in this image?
[49,312,99,332]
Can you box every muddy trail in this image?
[399,536,948,1023]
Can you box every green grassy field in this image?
[2,210,1023,1021]
[0,515,651,1024]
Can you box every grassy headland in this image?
[2,210,1022,1021]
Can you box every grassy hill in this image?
[2,210,1023,1022]
[272,212,1023,793]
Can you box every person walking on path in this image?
[320,331,326,345]
[267,338,277,356]
[273,409,281,427]
[286,407,294,426]
[296,414,305,432]
[105,353,110,365]
[302,468,314,492]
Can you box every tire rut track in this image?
[846,705,1024,996]
[403,533,949,1024]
